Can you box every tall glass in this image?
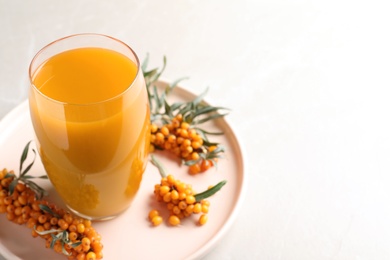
[28,34,150,220]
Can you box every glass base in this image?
[66,205,129,221]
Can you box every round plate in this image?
[0,81,245,260]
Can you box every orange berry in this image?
[148,209,160,220]
[181,122,190,130]
[189,163,200,175]
[200,159,212,172]
[198,214,208,225]
[168,215,180,226]
[151,215,163,226]
[161,126,170,136]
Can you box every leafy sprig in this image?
[150,155,226,201]
[34,226,81,256]
[143,55,229,170]
[5,141,48,199]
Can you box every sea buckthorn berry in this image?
[209,145,217,152]
[0,189,8,197]
[77,223,85,234]
[155,132,164,142]
[167,175,175,184]
[148,209,160,220]
[181,122,190,130]
[91,241,103,253]
[151,215,163,226]
[198,214,208,225]
[63,213,73,224]
[171,190,179,200]
[82,237,91,247]
[161,126,170,136]
[27,218,37,228]
[159,185,170,196]
[176,137,184,145]
[201,200,210,206]
[69,231,78,241]
[164,142,172,150]
[200,159,212,172]
[172,206,181,215]
[83,219,92,228]
[185,195,196,205]
[193,203,202,214]
[201,205,209,213]
[168,215,180,226]
[17,195,27,206]
[191,152,200,161]
[31,229,39,238]
[14,206,23,216]
[0,205,6,213]
[31,202,40,211]
[189,163,201,175]
[86,251,96,260]
[167,135,176,143]
[15,183,26,192]
[3,196,12,205]
[38,214,48,224]
[43,222,51,230]
[50,217,58,226]
[6,212,15,221]
[58,219,69,230]
[68,224,77,232]
[179,192,187,200]
[178,201,187,210]
[151,124,158,133]
[6,204,15,214]
[163,192,172,202]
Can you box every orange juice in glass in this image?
[28,34,150,220]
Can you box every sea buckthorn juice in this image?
[28,34,150,220]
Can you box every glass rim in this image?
[28,33,141,106]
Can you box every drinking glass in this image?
[28,34,150,220]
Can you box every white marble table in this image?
[1,0,390,259]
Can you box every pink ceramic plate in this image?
[0,81,245,260]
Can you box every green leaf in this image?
[166,77,189,94]
[4,172,15,178]
[141,53,150,72]
[19,140,33,175]
[194,113,228,125]
[71,241,82,248]
[183,159,200,166]
[192,87,209,106]
[39,204,61,218]
[194,106,228,118]
[194,180,227,201]
[8,179,18,195]
[193,127,224,136]
[21,149,36,177]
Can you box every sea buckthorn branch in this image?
[148,155,227,226]
[0,143,103,259]
[142,55,229,174]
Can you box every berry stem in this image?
[150,155,167,178]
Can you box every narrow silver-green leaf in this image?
[194,180,227,202]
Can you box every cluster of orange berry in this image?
[150,114,220,175]
[149,174,210,227]
[0,169,103,260]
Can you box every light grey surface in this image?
[1,0,390,259]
